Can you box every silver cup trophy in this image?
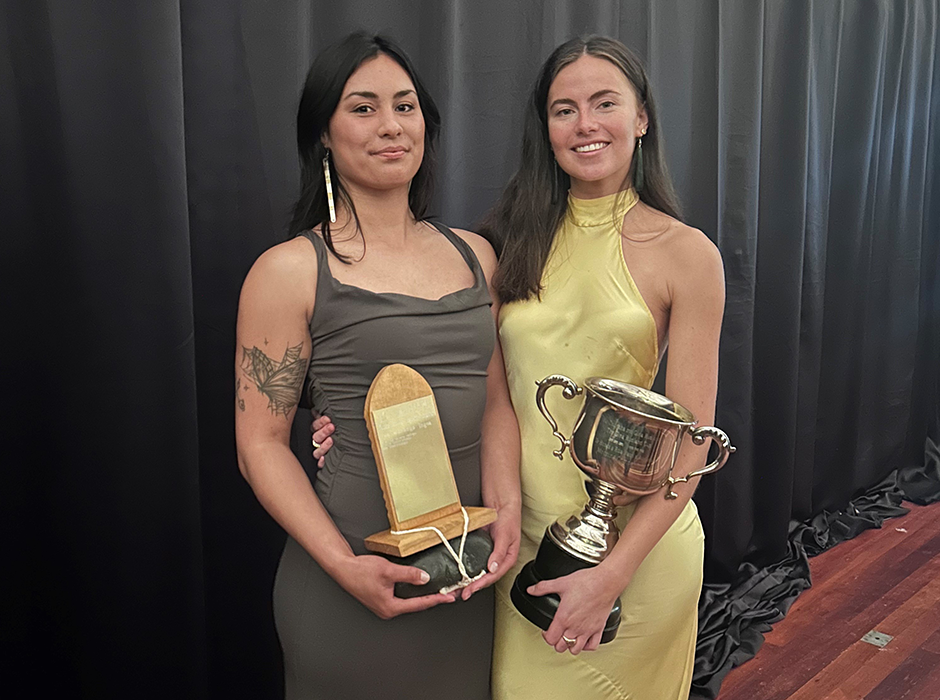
[510,375,735,642]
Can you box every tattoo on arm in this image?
[235,377,246,412]
[240,342,308,418]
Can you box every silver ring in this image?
[562,635,576,647]
[312,439,321,450]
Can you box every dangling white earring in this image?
[323,149,336,223]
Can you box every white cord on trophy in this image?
[390,506,486,594]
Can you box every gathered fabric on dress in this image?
[494,191,704,700]
[274,223,496,700]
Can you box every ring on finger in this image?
[312,439,321,450]
[562,635,576,647]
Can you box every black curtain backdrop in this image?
[3,2,938,698]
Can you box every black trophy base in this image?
[510,530,621,644]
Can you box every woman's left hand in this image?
[526,565,626,655]
[311,415,335,468]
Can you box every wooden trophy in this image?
[363,364,496,596]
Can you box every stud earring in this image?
[323,150,336,223]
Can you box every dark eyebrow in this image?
[343,89,416,101]
[549,89,622,110]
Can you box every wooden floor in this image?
[718,500,940,700]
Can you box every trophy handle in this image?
[535,374,583,459]
[664,426,736,499]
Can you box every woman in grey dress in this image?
[234,33,521,700]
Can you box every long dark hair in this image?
[481,36,681,302]
[289,32,441,261]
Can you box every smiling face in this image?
[323,53,425,196]
[546,54,648,199]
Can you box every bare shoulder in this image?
[449,226,497,279]
[666,221,722,267]
[662,221,725,301]
[248,237,317,282]
[241,236,319,307]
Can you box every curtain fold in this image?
[2,1,207,697]
[4,1,937,697]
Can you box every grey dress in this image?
[273,224,496,700]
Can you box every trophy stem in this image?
[547,479,622,564]
[586,479,619,520]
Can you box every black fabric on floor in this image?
[898,438,940,506]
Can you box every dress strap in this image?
[294,230,336,325]
[426,221,488,295]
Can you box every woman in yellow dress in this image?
[312,34,726,700]
[480,36,726,699]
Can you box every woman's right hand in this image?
[311,415,335,467]
[333,554,456,619]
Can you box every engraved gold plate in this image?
[371,395,459,523]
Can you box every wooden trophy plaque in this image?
[363,364,496,557]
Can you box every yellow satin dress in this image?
[493,191,704,700]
